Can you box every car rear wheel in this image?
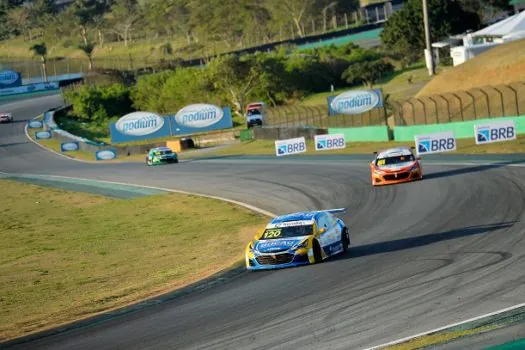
[341,228,350,252]
[313,241,323,264]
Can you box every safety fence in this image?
[266,104,388,128]
[266,81,525,129]
[391,82,525,125]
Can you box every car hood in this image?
[377,161,415,172]
[255,237,308,253]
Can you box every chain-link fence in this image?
[266,104,388,128]
[391,82,525,125]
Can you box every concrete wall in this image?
[393,116,525,141]
[328,126,390,142]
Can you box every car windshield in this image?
[154,150,172,155]
[260,225,313,240]
[247,109,261,116]
[376,154,414,166]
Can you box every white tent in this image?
[465,10,525,45]
[450,11,525,66]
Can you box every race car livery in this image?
[245,209,350,270]
[145,147,178,166]
[0,112,13,123]
[370,147,423,186]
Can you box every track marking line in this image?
[361,302,525,350]
[0,172,277,218]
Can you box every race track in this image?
[2,94,525,350]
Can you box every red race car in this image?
[370,147,423,186]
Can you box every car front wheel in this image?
[341,228,350,252]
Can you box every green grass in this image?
[0,179,268,341]
[299,63,437,106]
[186,135,525,158]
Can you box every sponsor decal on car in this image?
[174,104,224,128]
[115,112,165,136]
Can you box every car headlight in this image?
[410,164,419,172]
[373,167,384,175]
[248,242,255,251]
[292,239,308,250]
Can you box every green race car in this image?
[146,147,179,166]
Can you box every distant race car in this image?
[145,147,178,166]
[370,147,423,186]
[245,209,350,270]
[0,112,13,123]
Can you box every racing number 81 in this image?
[263,229,282,238]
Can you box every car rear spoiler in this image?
[319,208,346,214]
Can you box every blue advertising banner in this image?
[35,130,52,139]
[110,105,233,144]
[327,89,383,116]
[109,112,172,144]
[60,142,80,152]
[0,82,59,97]
[0,70,22,88]
[96,149,117,160]
[27,120,44,129]
[169,105,233,136]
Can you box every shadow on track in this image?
[424,161,525,181]
[0,141,30,148]
[336,222,516,260]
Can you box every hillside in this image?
[417,38,525,96]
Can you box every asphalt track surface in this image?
[2,94,525,350]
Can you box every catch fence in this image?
[266,82,525,129]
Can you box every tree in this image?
[342,59,394,88]
[106,0,142,47]
[380,0,481,60]
[69,0,108,45]
[29,43,48,82]
[78,41,96,70]
[208,55,263,116]
[266,0,318,38]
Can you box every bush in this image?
[63,83,134,122]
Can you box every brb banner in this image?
[110,104,233,143]
[315,134,346,151]
[475,120,516,145]
[275,137,307,157]
[327,89,383,116]
[415,131,456,155]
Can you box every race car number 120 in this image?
[263,229,281,238]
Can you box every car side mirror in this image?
[319,228,326,234]
[417,156,421,160]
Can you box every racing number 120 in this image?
[263,229,281,238]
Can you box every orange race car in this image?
[370,147,423,186]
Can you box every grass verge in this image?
[0,179,268,341]
[299,63,437,106]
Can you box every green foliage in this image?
[64,83,134,122]
[342,59,395,87]
[380,0,481,63]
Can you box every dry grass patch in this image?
[0,179,268,341]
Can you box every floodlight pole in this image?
[422,0,435,76]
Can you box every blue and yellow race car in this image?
[245,209,350,270]
[145,147,178,166]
